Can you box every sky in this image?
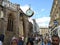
[10,0,53,27]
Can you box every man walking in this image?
[18,37,24,45]
[51,35,59,45]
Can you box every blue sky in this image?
[10,0,53,27]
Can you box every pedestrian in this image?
[38,39,41,45]
[51,35,60,45]
[11,39,18,45]
[18,37,24,45]
[48,41,51,45]
[10,36,18,45]
[47,37,51,45]
[28,37,34,42]
[43,37,48,45]
[0,34,4,45]
[26,41,34,45]
[0,34,4,42]
[22,36,24,41]
[0,40,2,45]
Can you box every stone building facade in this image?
[19,11,29,38]
[49,0,60,36]
[39,27,49,37]
[28,22,33,37]
[0,0,20,45]
[0,0,30,45]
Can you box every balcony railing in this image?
[1,0,19,11]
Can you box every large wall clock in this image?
[26,8,34,17]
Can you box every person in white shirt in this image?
[0,40,2,45]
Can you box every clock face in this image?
[26,9,34,17]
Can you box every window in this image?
[20,13,23,21]
[7,14,13,31]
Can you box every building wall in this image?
[0,0,22,45]
[19,16,24,37]
[0,0,31,45]
[39,27,49,36]
[19,13,29,38]
[33,19,39,33]
[1,8,20,45]
[49,0,60,35]
[28,22,33,37]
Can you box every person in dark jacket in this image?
[0,34,4,42]
[18,37,24,45]
[0,34,4,45]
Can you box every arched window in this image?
[7,14,13,31]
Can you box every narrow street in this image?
[0,0,60,45]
